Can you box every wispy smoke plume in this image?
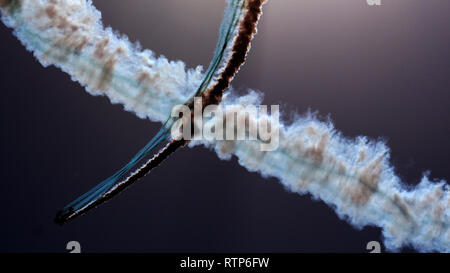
[193,91,449,252]
[1,0,448,252]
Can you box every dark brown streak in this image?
[202,0,265,108]
[55,139,188,224]
[0,0,21,12]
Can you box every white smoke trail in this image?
[0,0,245,122]
[1,0,448,252]
[191,91,449,252]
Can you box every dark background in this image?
[0,0,448,252]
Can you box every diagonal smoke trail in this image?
[193,91,449,252]
[0,0,242,121]
[1,0,448,252]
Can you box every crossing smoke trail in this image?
[51,0,265,224]
[1,0,448,252]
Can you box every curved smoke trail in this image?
[1,0,448,252]
[0,0,264,222]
